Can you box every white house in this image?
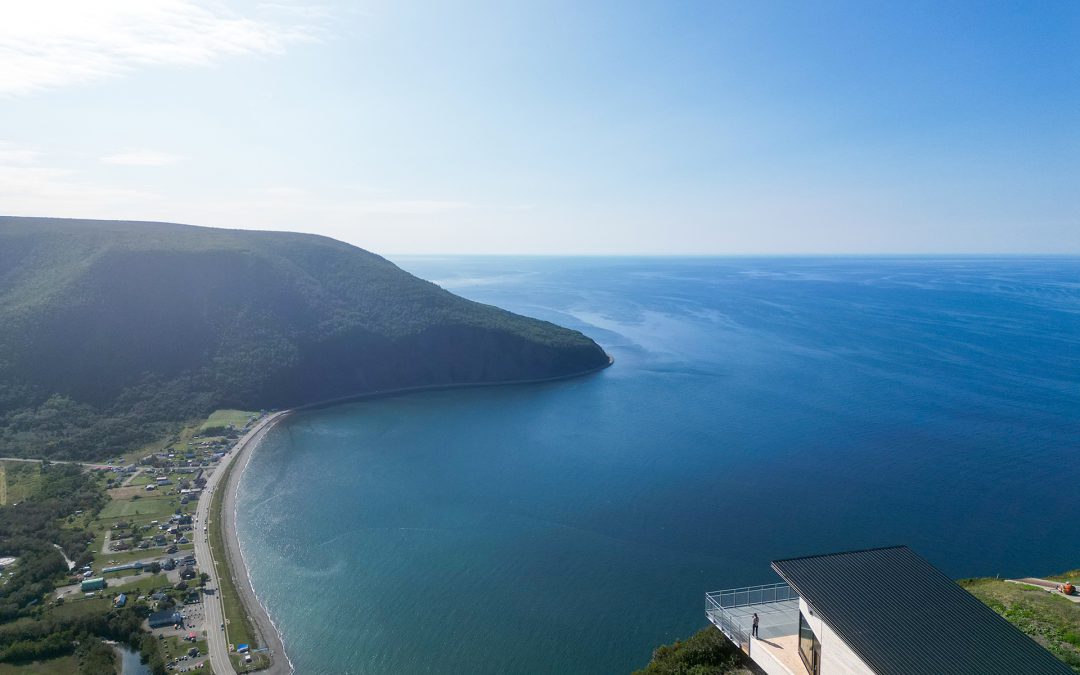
[706,545,1072,675]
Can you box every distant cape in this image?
[0,216,610,459]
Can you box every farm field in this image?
[201,410,257,432]
[0,461,40,506]
[98,493,180,521]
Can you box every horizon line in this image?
[4,215,1077,259]
[385,252,1080,258]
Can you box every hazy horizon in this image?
[7,214,1080,258]
[2,1,1077,254]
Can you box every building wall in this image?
[799,598,874,675]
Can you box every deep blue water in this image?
[235,257,1080,674]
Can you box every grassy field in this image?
[0,461,40,505]
[95,548,169,569]
[123,406,252,466]
[48,594,117,620]
[159,634,212,674]
[101,564,172,579]
[128,472,156,486]
[0,656,79,674]
[962,577,1080,671]
[125,414,204,463]
[98,492,180,521]
[201,410,257,432]
[110,572,173,596]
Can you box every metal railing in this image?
[707,599,750,649]
[706,583,799,650]
[706,582,798,610]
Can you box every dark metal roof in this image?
[771,545,1073,675]
[148,609,182,628]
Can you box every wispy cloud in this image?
[0,141,42,164]
[236,186,470,215]
[0,143,162,216]
[101,149,185,166]
[348,199,471,215]
[0,0,322,96]
[237,187,469,215]
[0,157,473,232]
[0,164,161,216]
[257,2,336,21]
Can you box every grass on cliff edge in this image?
[633,626,754,675]
[960,577,1080,672]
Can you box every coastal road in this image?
[0,457,105,467]
[1008,578,1080,604]
[193,411,290,675]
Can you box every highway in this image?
[0,456,104,467]
[193,411,289,675]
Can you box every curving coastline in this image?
[216,357,612,673]
[215,412,293,674]
[194,410,292,674]
[293,352,614,413]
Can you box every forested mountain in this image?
[0,217,609,459]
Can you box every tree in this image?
[198,573,209,588]
[633,627,749,675]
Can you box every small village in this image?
[26,410,268,674]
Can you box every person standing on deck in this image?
[752,612,759,637]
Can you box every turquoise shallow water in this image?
[235,257,1080,674]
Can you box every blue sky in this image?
[1,1,1077,254]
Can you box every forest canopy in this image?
[0,217,609,460]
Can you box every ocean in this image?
[234,257,1080,674]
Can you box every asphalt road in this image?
[0,456,100,467]
[194,412,290,675]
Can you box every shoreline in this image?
[293,352,614,413]
[216,411,293,674]
[217,356,613,673]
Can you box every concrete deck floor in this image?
[717,598,800,641]
[753,634,807,675]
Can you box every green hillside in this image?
[0,217,610,460]
[961,577,1080,671]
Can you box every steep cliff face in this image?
[0,216,609,458]
[266,322,609,407]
